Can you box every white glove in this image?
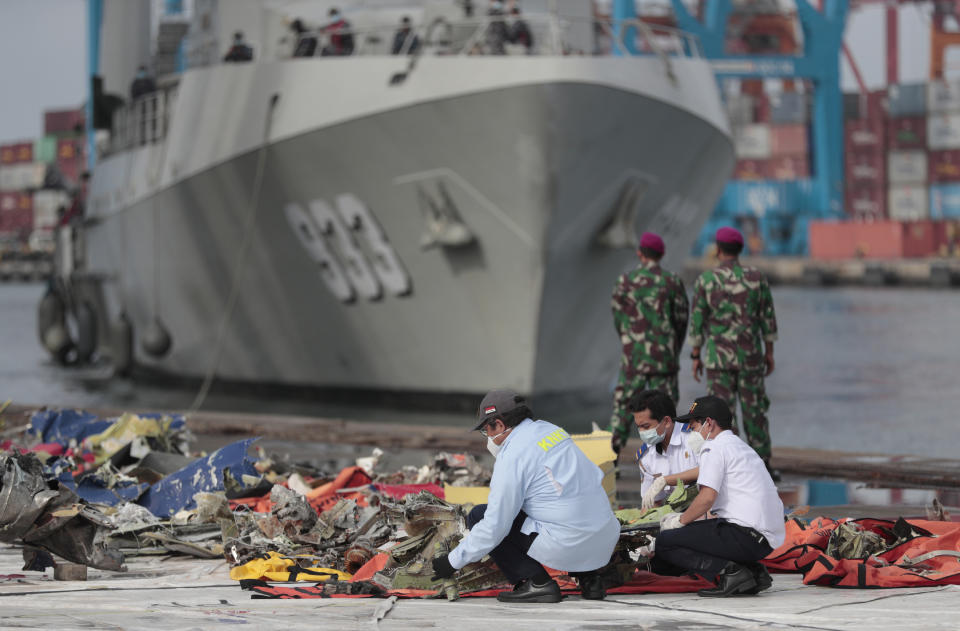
[660,512,684,531]
[641,476,667,511]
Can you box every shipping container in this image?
[769,92,808,124]
[43,108,85,136]
[733,124,772,159]
[770,123,808,156]
[0,192,17,213]
[769,154,809,179]
[927,113,960,150]
[927,79,960,113]
[845,185,886,218]
[733,159,771,180]
[929,182,960,218]
[719,179,814,217]
[809,220,937,259]
[0,142,32,165]
[754,93,771,123]
[33,136,58,164]
[888,185,929,220]
[886,116,926,150]
[928,149,960,182]
[888,150,928,184]
[725,95,754,126]
[886,83,927,117]
[842,91,886,120]
[845,150,885,184]
[0,167,15,190]
[933,219,960,255]
[845,120,884,152]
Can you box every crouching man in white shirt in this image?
[430,389,621,603]
[655,395,785,597]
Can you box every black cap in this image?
[474,388,525,430]
[674,395,732,425]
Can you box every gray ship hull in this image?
[84,57,733,401]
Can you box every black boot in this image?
[744,562,773,594]
[697,562,758,597]
[496,578,563,603]
[576,572,606,600]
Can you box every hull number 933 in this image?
[285,193,412,303]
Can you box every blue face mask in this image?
[637,426,664,446]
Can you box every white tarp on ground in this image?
[1,544,958,630]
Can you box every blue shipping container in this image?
[929,183,960,218]
[717,180,815,218]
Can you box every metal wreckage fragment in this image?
[0,452,124,571]
[373,491,508,599]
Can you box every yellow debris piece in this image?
[83,413,177,465]
[444,429,617,506]
[229,551,353,582]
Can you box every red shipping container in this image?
[928,149,960,182]
[56,138,84,185]
[11,142,32,164]
[845,185,886,218]
[809,220,936,259]
[845,151,886,185]
[733,159,772,180]
[0,192,17,213]
[886,116,927,150]
[44,108,85,136]
[754,93,771,123]
[845,120,885,152]
[933,219,960,255]
[769,154,809,179]
[0,145,15,165]
[770,124,808,156]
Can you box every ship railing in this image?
[107,86,178,155]
[287,13,702,60]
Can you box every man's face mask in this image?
[637,422,665,446]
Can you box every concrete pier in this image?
[684,257,960,287]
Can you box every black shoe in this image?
[497,578,563,603]
[743,563,773,594]
[697,562,758,598]
[577,573,606,600]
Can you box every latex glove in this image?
[660,512,684,531]
[641,476,667,511]
[431,554,456,581]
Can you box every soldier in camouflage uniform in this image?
[608,232,688,455]
[689,227,778,471]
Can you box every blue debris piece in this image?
[30,409,114,445]
[49,460,150,506]
[138,438,259,517]
[29,410,188,447]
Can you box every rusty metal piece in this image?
[344,543,375,573]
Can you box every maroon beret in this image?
[638,232,665,256]
[715,227,744,246]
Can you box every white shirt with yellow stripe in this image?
[448,418,620,572]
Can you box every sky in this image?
[0,0,86,144]
[0,0,942,145]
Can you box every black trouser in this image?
[468,504,546,584]
[653,518,772,581]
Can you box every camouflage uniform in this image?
[688,259,778,462]
[609,260,689,449]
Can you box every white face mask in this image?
[637,427,664,446]
[486,428,508,458]
[687,422,711,455]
